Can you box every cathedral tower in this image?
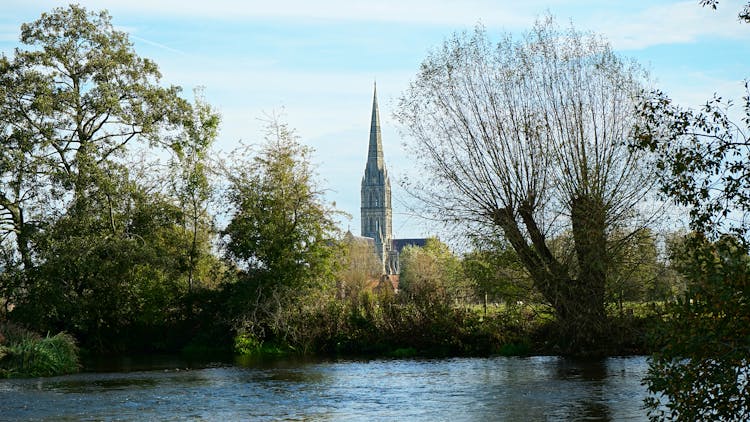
[361,83,393,273]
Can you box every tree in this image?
[395,17,655,354]
[222,119,341,338]
[0,57,51,272]
[633,80,750,422]
[169,88,220,292]
[636,86,750,243]
[643,236,749,421]
[15,182,197,352]
[462,236,536,305]
[606,228,659,310]
[399,238,470,304]
[337,233,382,299]
[0,5,190,271]
[0,5,215,351]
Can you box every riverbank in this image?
[230,299,662,361]
[0,298,661,379]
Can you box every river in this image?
[0,355,650,421]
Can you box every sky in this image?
[2,0,749,239]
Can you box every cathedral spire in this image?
[367,82,384,171]
[361,83,393,274]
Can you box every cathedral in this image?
[359,84,426,276]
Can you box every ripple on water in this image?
[0,356,650,421]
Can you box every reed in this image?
[0,323,79,378]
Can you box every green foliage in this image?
[234,331,263,355]
[0,3,194,312]
[222,119,342,346]
[399,238,473,304]
[645,237,749,421]
[633,69,750,417]
[255,286,550,357]
[169,88,220,292]
[12,187,205,352]
[462,238,535,304]
[606,228,663,307]
[0,323,79,378]
[336,233,382,298]
[635,83,750,242]
[0,5,225,355]
[223,120,340,288]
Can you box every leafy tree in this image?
[606,228,659,309]
[395,17,655,354]
[634,82,750,420]
[223,120,341,338]
[16,184,195,351]
[168,88,220,292]
[643,236,749,421]
[0,4,190,270]
[399,238,470,304]
[462,238,535,305]
[0,5,217,351]
[0,57,50,272]
[636,86,750,243]
[337,232,382,298]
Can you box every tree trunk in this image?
[493,201,609,355]
[562,194,608,354]
[7,205,34,272]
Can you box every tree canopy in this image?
[396,17,655,354]
[634,80,750,422]
[0,4,191,271]
[632,4,750,418]
[0,5,220,352]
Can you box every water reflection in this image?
[0,356,649,421]
[553,358,611,420]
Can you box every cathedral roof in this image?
[391,238,428,253]
[344,230,376,247]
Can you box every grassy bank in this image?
[0,323,79,378]
[231,293,662,360]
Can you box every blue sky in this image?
[2,0,749,238]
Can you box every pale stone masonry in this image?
[360,84,425,275]
[360,83,394,273]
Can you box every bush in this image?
[0,323,79,378]
[644,237,750,421]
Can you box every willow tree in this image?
[395,17,656,354]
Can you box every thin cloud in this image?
[13,0,533,27]
[589,0,749,50]
[129,34,189,56]
[9,1,749,51]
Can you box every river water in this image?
[0,355,650,421]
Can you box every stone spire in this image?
[366,82,385,174]
[361,82,393,274]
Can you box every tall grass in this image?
[0,323,79,378]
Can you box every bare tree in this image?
[395,17,657,354]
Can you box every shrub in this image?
[0,323,79,378]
